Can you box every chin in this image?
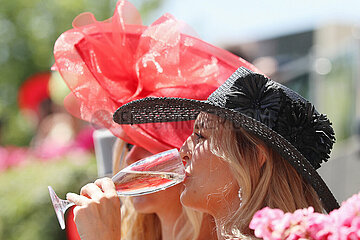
[131,195,157,214]
[180,186,197,209]
[132,184,184,214]
[131,189,173,214]
[180,184,209,213]
[179,188,189,206]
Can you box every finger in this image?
[80,183,104,201]
[67,193,91,206]
[94,177,117,196]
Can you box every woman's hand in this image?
[67,177,121,240]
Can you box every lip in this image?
[183,172,190,184]
[185,163,190,171]
[184,160,190,168]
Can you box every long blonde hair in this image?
[112,139,204,240]
[205,114,323,238]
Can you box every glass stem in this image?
[60,200,75,213]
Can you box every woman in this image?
[112,139,217,240]
[67,130,217,240]
[55,1,258,238]
[110,67,340,239]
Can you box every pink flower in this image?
[250,192,360,240]
[330,193,360,240]
[250,207,286,240]
[306,211,334,240]
[0,146,28,171]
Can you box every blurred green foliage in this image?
[0,0,117,146]
[0,0,162,146]
[0,155,97,240]
[0,1,163,240]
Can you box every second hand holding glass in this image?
[48,148,185,229]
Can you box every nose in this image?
[125,145,152,166]
[179,136,193,163]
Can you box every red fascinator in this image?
[53,0,261,153]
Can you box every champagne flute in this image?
[48,148,185,229]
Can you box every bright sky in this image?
[144,0,360,46]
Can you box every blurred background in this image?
[1,0,359,239]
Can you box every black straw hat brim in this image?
[113,96,339,212]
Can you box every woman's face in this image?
[179,113,240,216]
[123,144,183,214]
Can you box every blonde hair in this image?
[204,113,323,238]
[112,139,203,240]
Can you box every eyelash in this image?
[126,143,134,151]
[195,132,204,140]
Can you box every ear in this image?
[257,145,268,168]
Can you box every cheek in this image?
[125,147,152,166]
[208,160,237,192]
[181,163,216,210]
[181,154,237,211]
[192,151,224,182]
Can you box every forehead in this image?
[194,112,221,130]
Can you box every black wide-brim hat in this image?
[113,67,339,212]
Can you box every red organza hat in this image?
[53,0,261,154]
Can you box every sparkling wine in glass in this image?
[48,148,184,229]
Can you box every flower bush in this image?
[0,154,97,240]
[250,192,360,240]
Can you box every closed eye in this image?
[126,143,134,151]
[195,132,204,140]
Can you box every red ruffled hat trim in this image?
[53,0,261,153]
